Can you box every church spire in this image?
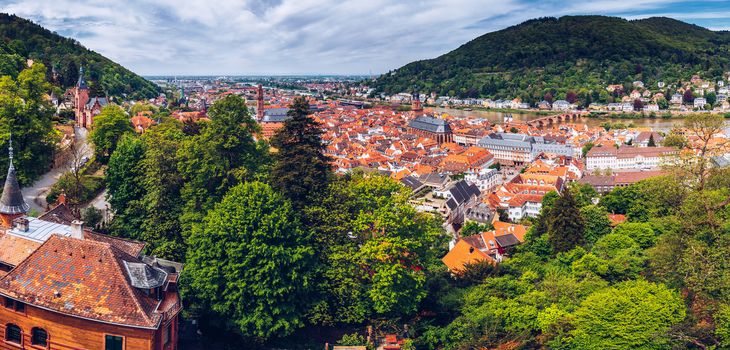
[77,66,88,90]
[0,134,29,227]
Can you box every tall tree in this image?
[270,97,332,210]
[548,187,586,253]
[177,94,268,230]
[673,113,726,190]
[183,182,315,340]
[89,105,134,163]
[106,135,146,238]
[0,63,57,184]
[647,133,656,147]
[305,173,445,325]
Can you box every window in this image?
[3,298,25,313]
[31,328,47,347]
[5,324,21,344]
[105,335,123,350]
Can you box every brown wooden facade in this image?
[0,298,179,350]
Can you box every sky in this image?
[1,0,730,75]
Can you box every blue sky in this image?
[1,0,729,75]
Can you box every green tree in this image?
[461,220,494,236]
[662,130,687,149]
[613,222,656,248]
[177,94,268,231]
[0,63,57,184]
[137,121,187,260]
[570,280,685,349]
[582,142,594,158]
[270,97,332,210]
[580,205,612,245]
[89,105,134,163]
[306,173,445,324]
[570,182,598,208]
[106,135,146,238]
[549,187,585,253]
[647,134,656,147]
[183,182,315,340]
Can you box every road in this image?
[23,126,91,213]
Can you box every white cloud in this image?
[0,0,727,75]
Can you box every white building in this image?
[465,168,501,193]
[695,97,708,109]
[586,146,678,171]
[552,100,571,111]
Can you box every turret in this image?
[256,84,265,121]
[0,136,29,228]
[411,91,423,112]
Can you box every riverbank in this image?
[430,105,559,116]
[587,111,730,120]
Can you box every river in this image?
[432,107,730,132]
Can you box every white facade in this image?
[465,168,501,193]
[586,147,677,171]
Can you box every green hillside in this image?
[372,16,730,104]
[0,13,160,100]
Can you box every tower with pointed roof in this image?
[256,84,265,121]
[411,91,423,112]
[0,136,29,228]
[74,66,90,126]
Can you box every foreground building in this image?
[0,143,182,350]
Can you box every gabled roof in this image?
[442,239,493,272]
[409,115,452,134]
[86,97,108,109]
[0,235,163,329]
[448,180,481,207]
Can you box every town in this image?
[0,8,729,350]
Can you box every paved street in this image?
[23,126,91,212]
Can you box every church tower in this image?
[411,91,423,112]
[0,136,29,228]
[256,84,265,121]
[75,66,90,127]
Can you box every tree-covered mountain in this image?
[372,16,730,103]
[0,13,160,100]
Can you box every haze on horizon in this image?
[1,0,730,76]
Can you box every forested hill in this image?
[372,16,730,102]
[0,13,160,100]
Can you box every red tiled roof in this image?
[0,235,163,328]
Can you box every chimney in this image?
[70,220,84,239]
[57,192,66,205]
[13,217,29,232]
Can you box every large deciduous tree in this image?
[570,280,685,349]
[177,94,268,230]
[89,105,134,163]
[0,63,57,184]
[183,182,315,340]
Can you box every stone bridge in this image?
[526,113,586,128]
